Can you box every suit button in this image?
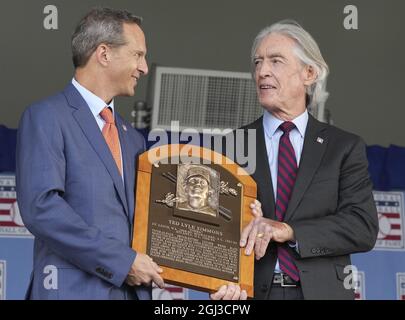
[96,267,112,279]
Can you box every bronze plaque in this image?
[149,163,242,282]
[133,144,255,296]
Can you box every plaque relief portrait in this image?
[176,164,220,217]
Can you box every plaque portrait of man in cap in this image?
[176,164,220,217]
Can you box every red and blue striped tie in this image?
[275,121,300,281]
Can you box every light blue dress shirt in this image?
[72,78,124,180]
[262,109,309,273]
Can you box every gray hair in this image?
[71,7,143,68]
[251,20,329,109]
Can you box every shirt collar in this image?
[72,78,115,117]
[263,109,308,138]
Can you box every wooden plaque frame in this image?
[132,144,256,297]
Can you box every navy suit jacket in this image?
[16,83,150,299]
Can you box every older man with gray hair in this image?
[212,20,378,300]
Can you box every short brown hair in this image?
[71,7,142,68]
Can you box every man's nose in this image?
[138,57,148,76]
[258,61,271,78]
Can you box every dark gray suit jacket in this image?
[239,114,378,300]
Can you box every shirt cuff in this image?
[288,240,300,253]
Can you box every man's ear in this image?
[94,44,110,67]
[303,65,317,86]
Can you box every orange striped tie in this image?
[100,107,122,175]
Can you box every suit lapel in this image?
[249,118,276,220]
[284,115,328,221]
[63,84,129,216]
[116,117,135,223]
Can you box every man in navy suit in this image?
[16,7,164,300]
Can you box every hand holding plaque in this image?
[132,144,256,297]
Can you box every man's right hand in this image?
[125,253,165,288]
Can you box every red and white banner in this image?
[397,273,405,300]
[354,270,365,300]
[0,175,32,238]
[373,191,404,250]
[152,284,189,300]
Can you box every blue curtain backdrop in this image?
[1,125,404,300]
[0,125,17,173]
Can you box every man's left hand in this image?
[210,284,248,300]
[240,200,295,259]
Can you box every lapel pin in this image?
[122,125,127,132]
[316,137,324,144]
